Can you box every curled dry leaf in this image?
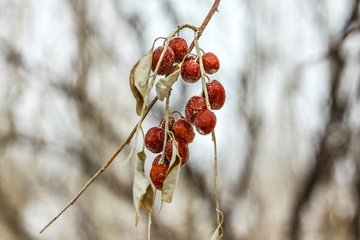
[210,210,224,240]
[161,140,181,203]
[210,226,223,240]
[129,47,154,116]
[133,151,154,227]
[155,64,181,101]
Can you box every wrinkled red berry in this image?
[150,164,168,190]
[159,116,175,132]
[185,96,207,125]
[152,154,170,168]
[172,118,195,144]
[202,52,220,74]
[202,80,226,110]
[181,59,201,83]
[165,138,189,166]
[169,37,188,63]
[145,127,165,153]
[194,109,217,135]
[152,46,175,75]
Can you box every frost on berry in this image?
[169,37,188,63]
[202,52,220,74]
[172,118,195,144]
[185,96,207,125]
[165,138,189,166]
[159,116,175,132]
[150,164,168,190]
[152,154,170,168]
[145,127,165,153]
[194,109,217,135]
[203,80,226,110]
[181,59,201,83]
[152,46,175,75]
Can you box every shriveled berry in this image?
[169,37,188,63]
[185,96,207,125]
[202,80,226,110]
[145,127,165,153]
[152,46,175,75]
[194,109,217,135]
[152,154,170,168]
[165,138,189,166]
[150,164,168,190]
[172,118,195,144]
[181,59,201,83]
[202,52,220,74]
[159,116,175,132]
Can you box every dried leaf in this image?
[210,210,224,239]
[155,64,181,101]
[129,48,153,115]
[161,140,181,203]
[133,151,154,226]
[210,226,223,240]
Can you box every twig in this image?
[40,0,221,233]
[39,97,158,234]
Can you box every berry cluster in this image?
[146,116,193,190]
[148,36,225,191]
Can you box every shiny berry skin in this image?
[202,52,220,74]
[145,127,165,153]
[159,116,175,132]
[194,109,217,135]
[172,118,195,144]
[181,59,201,83]
[152,46,175,75]
[169,37,188,63]
[202,80,226,110]
[152,154,170,168]
[185,96,207,125]
[165,138,189,166]
[150,164,168,190]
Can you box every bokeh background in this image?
[0,0,360,239]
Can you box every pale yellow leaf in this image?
[155,64,181,101]
[129,47,153,115]
[210,210,224,239]
[161,140,181,203]
[210,226,223,240]
[133,151,154,227]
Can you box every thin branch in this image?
[39,96,158,234]
[40,0,221,234]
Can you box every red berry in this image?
[185,96,207,125]
[202,80,226,110]
[152,154,170,168]
[172,118,195,144]
[150,164,168,190]
[194,109,217,135]
[145,127,165,153]
[181,59,201,83]
[159,116,175,132]
[165,138,189,166]
[169,37,188,63]
[202,52,220,74]
[152,46,175,75]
